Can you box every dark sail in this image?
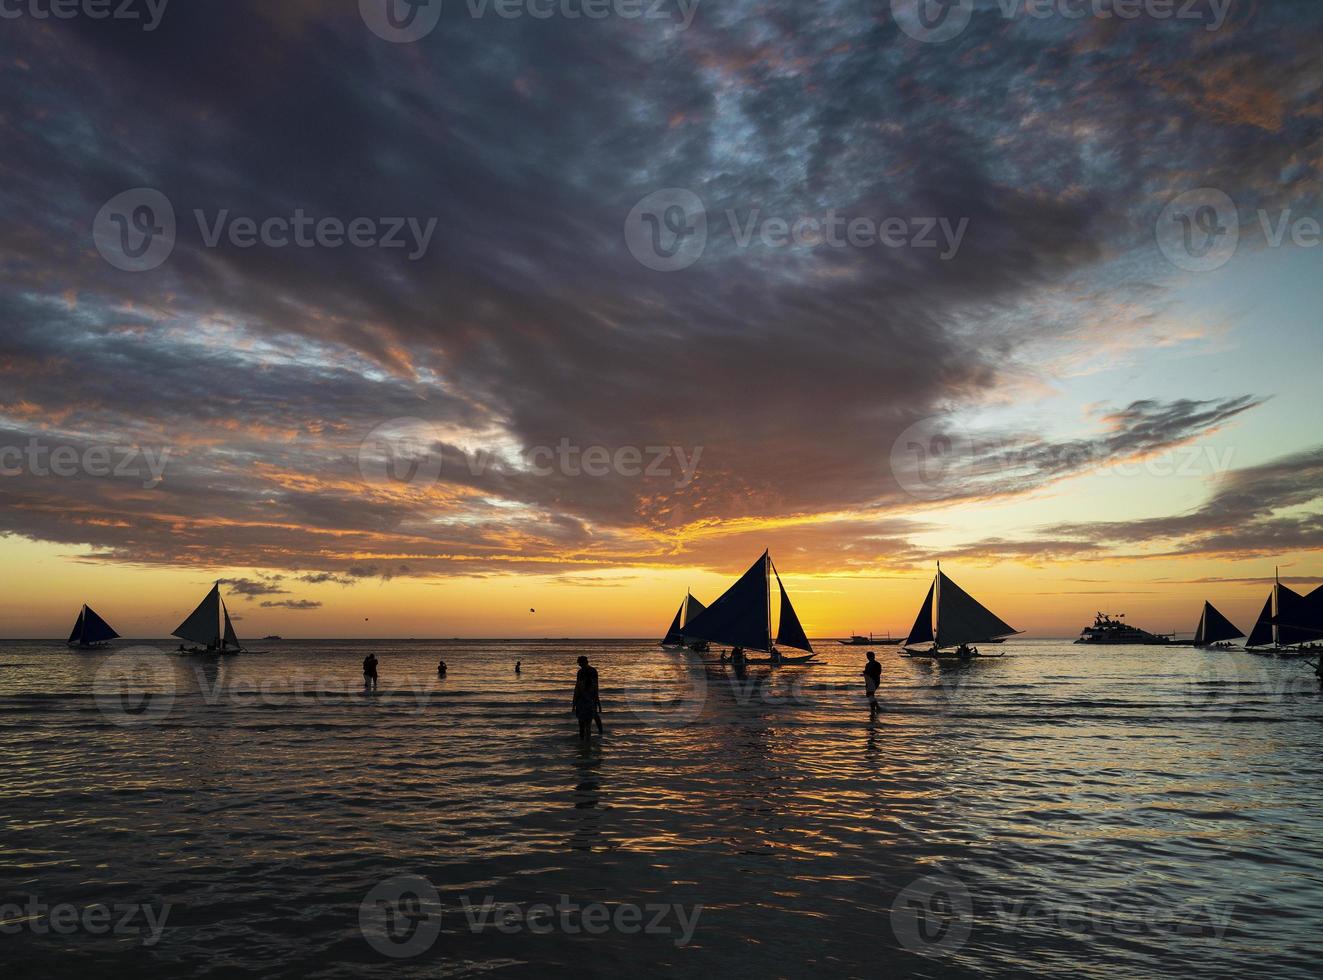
[934,569,1019,648]
[1193,601,1243,646]
[661,601,685,644]
[904,583,935,647]
[67,608,85,645]
[174,585,221,646]
[684,594,707,624]
[1245,594,1274,648]
[80,606,120,645]
[678,552,772,652]
[1274,582,1316,647]
[222,602,240,649]
[771,564,812,652]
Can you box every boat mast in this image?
[1273,566,1280,648]
[934,561,942,649]
[765,551,773,654]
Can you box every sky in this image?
[1,0,1321,639]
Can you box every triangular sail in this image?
[1275,582,1315,647]
[683,594,707,626]
[661,601,685,644]
[771,564,813,652]
[80,605,120,645]
[222,603,240,649]
[934,569,1019,648]
[678,552,772,652]
[1245,594,1274,648]
[68,608,85,645]
[1194,601,1242,646]
[903,583,935,647]
[174,585,221,646]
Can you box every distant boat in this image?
[677,550,817,665]
[1074,612,1170,645]
[1248,569,1323,656]
[66,604,119,649]
[173,582,246,655]
[840,632,904,646]
[1191,601,1244,649]
[902,564,1020,659]
[660,591,707,650]
[262,635,283,641]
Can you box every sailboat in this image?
[173,582,246,655]
[1191,601,1243,649]
[660,591,708,650]
[1247,570,1320,657]
[676,551,817,665]
[66,604,120,649]
[901,563,1020,658]
[840,631,904,646]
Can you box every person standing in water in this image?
[515,661,522,675]
[862,651,882,711]
[572,655,601,740]
[437,659,447,678]
[363,652,379,691]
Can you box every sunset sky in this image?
[1,1,1321,639]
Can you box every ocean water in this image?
[2,638,1321,979]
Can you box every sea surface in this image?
[1,638,1321,979]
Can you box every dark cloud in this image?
[259,599,322,610]
[0,2,1320,577]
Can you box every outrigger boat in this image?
[901,563,1020,659]
[676,550,817,666]
[1191,601,1244,649]
[66,604,119,649]
[660,591,708,651]
[173,582,247,655]
[1248,570,1323,657]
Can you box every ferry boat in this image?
[1074,612,1170,645]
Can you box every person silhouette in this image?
[572,655,601,739]
[363,652,379,691]
[437,659,447,677]
[515,660,522,675]
[862,651,882,711]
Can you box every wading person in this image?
[363,652,379,691]
[572,655,601,740]
[437,659,447,678]
[862,651,882,711]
